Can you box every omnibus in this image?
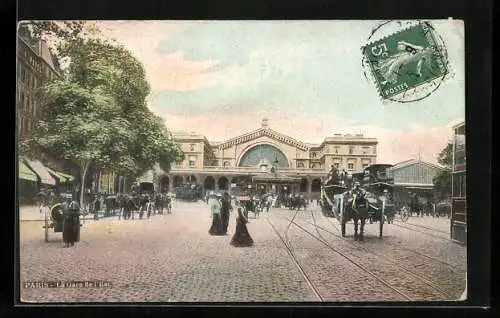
[451,122,466,244]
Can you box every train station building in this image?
[139,119,378,198]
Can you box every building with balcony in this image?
[17,25,60,138]
[139,119,378,199]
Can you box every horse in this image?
[137,194,150,219]
[104,195,121,217]
[340,190,369,241]
[434,199,451,218]
[292,197,308,211]
[153,193,164,215]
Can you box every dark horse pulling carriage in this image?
[320,165,396,240]
[321,183,396,240]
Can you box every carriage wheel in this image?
[341,222,346,237]
[400,206,409,222]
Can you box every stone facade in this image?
[143,119,377,198]
[17,27,60,138]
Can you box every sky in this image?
[92,20,464,164]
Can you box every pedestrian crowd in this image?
[207,191,253,247]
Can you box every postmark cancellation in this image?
[362,21,453,103]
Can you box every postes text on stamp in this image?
[362,21,451,103]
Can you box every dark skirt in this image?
[220,212,229,234]
[230,219,253,247]
[209,214,224,235]
[62,216,79,245]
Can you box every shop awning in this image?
[46,167,74,183]
[23,159,56,185]
[19,160,38,182]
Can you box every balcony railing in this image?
[170,165,325,174]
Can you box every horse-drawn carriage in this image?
[321,179,396,240]
[284,195,308,211]
[174,184,202,202]
[37,192,74,233]
[38,193,82,244]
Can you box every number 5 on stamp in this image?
[362,22,451,102]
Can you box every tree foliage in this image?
[437,142,453,168]
[433,141,453,199]
[21,21,184,204]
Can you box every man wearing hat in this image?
[220,192,233,234]
[380,188,394,223]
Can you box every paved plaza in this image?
[19,201,467,303]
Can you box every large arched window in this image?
[204,176,215,190]
[238,144,289,168]
[218,177,229,190]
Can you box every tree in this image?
[433,141,453,199]
[22,78,133,207]
[21,21,184,206]
[437,142,453,168]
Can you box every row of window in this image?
[295,162,366,170]
[452,172,466,198]
[19,117,34,136]
[17,89,38,117]
[309,146,376,158]
[18,40,57,79]
[19,44,44,74]
[18,64,40,89]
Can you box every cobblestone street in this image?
[19,201,466,303]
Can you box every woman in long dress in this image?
[208,193,223,235]
[62,200,80,247]
[230,208,253,247]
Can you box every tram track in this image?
[395,220,449,235]
[391,222,450,241]
[266,211,324,301]
[322,216,459,271]
[269,211,414,301]
[306,211,454,299]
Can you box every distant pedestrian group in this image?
[208,191,253,247]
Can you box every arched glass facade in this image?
[238,144,289,168]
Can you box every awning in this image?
[23,159,56,185]
[46,167,74,183]
[19,160,37,182]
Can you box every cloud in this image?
[92,20,464,164]
[97,21,223,92]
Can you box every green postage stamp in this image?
[362,21,452,102]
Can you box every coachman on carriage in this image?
[320,164,396,240]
